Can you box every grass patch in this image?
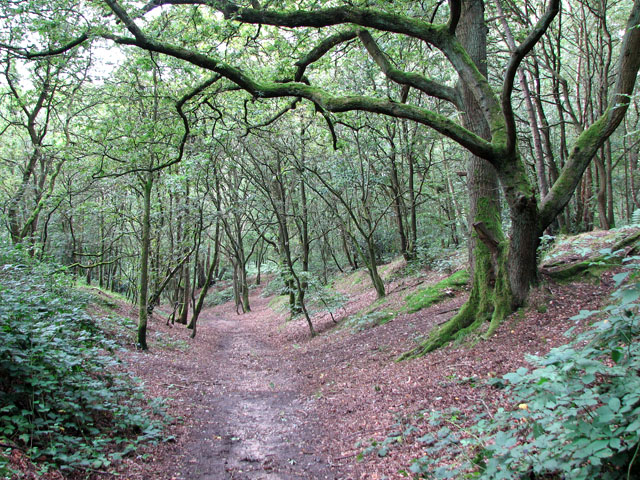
[333,269,367,292]
[341,310,395,332]
[405,269,468,313]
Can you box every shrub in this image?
[0,244,167,474]
[204,285,235,307]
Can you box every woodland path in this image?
[123,292,336,480]
[117,262,616,480]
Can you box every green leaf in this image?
[417,434,435,445]
[611,348,623,364]
[608,397,621,413]
[609,437,622,451]
[612,271,630,287]
[596,406,615,423]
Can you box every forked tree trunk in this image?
[398,0,502,358]
[401,0,640,358]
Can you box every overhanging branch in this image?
[358,30,461,107]
[100,27,495,159]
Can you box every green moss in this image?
[341,310,395,332]
[547,259,622,283]
[405,269,469,313]
[268,294,289,312]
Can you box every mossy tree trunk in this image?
[364,236,386,298]
[401,0,503,358]
[188,250,218,338]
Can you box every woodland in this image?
[1,0,640,478]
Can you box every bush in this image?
[204,285,235,307]
[0,244,167,474]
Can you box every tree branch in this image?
[448,0,461,34]
[104,0,147,42]
[100,26,495,158]
[473,221,499,254]
[358,30,461,107]
[294,29,358,81]
[123,0,503,155]
[501,0,559,155]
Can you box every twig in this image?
[480,399,494,420]
[335,451,359,460]
[387,280,425,294]
[75,466,117,477]
[435,307,460,315]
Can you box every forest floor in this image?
[104,248,620,479]
[11,228,634,479]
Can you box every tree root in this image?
[397,294,486,361]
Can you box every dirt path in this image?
[122,293,335,480]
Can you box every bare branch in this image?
[448,0,461,34]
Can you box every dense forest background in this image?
[1,0,639,347]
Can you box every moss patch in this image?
[268,295,290,312]
[405,270,469,313]
[341,310,396,332]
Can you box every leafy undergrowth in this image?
[405,269,469,313]
[540,226,640,268]
[0,244,171,478]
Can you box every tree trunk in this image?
[188,249,218,338]
[177,261,190,324]
[137,174,153,350]
[366,238,386,298]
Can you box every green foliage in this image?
[537,234,556,262]
[0,244,168,473]
[415,243,465,273]
[204,285,235,307]
[342,310,395,332]
[304,274,348,322]
[409,263,640,479]
[262,270,289,298]
[356,411,425,463]
[405,270,469,313]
